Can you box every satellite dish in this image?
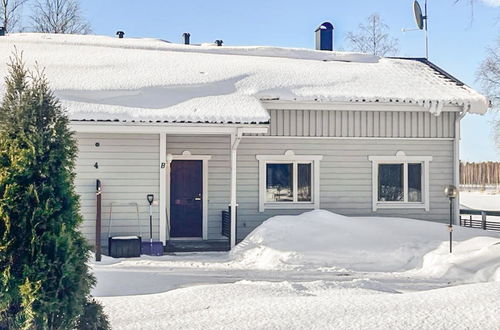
[413,0,424,30]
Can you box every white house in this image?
[0,31,489,252]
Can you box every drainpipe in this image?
[230,128,243,249]
[454,110,467,225]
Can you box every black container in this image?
[108,236,141,258]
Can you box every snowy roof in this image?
[0,33,489,124]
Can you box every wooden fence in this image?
[460,162,500,187]
[460,209,500,232]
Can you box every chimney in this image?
[315,22,334,51]
[182,32,191,45]
[116,31,125,39]
[0,27,5,36]
[215,39,223,46]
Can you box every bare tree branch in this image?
[345,13,399,56]
[477,35,500,149]
[1,0,27,32]
[30,0,91,34]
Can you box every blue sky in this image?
[78,0,499,161]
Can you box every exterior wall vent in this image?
[315,22,334,51]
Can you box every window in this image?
[378,163,422,202]
[257,151,322,212]
[369,152,432,211]
[266,162,312,203]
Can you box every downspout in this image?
[454,110,467,225]
[230,128,243,249]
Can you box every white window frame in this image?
[257,151,322,212]
[369,152,432,211]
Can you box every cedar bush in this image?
[0,53,108,329]
[76,299,110,330]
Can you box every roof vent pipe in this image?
[215,39,223,46]
[0,27,5,36]
[182,32,190,45]
[315,22,334,51]
[116,31,125,38]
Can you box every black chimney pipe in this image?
[215,40,223,46]
[182,32,190,45]
[116,31,125,39]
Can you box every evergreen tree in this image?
[0,53,106,329]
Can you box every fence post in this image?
[469,215,472,227]
[481,211,487,230]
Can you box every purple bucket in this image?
[141,241,164,256]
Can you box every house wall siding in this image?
[263,109,456,138]
[74,118,456,244]
[235,137,454,239]
[75,133,160,247]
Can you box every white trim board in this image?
[245,136,454,141]
[368,151,432,212]
[166,151,212,240]
[70,123,269,135]
[159,133,167,244]
[256,151,322,212]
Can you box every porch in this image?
[75,123,268,257]
[164,240,231,253]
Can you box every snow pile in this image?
[231,210,500,274]
[0,33,489,124]
[411,237,500,282]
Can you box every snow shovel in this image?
[141,194,163,256]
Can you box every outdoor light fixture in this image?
[444,185,458,253]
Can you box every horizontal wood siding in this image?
[264,109,456,138]
[236,138,454,239]
[75,133,160,247]
[75,132,455,244]
[165,135,230,239]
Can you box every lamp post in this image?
[444,185,458,253]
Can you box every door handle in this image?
[194,197,202,201]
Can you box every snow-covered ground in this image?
[460,191,500,223]
[461,191,500,212]
[92,210,500,329]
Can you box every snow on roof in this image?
[0,33,489,124]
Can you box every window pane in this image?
[298,163,312,202]
[266,163,293,202]
[408,163,422,202]
[378,164,403,201]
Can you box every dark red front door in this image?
[170,160,203,238]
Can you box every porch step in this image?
[164,240,230,253]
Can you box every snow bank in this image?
[98,279,500,329]
[231,210,500,273]
[411,237,500,282]
[0,33,489,124]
